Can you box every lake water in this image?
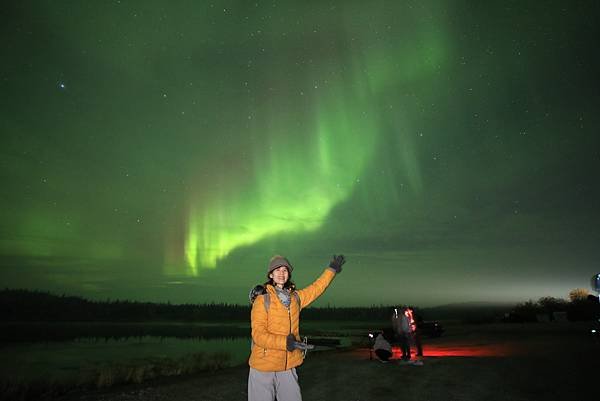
[0,321,355,384]
[2,335,253,382]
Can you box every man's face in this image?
[270,266,289,286]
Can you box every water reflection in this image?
[0,322,251,343]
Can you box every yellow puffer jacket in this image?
[248,268,336,372]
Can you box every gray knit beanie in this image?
[267,255,293,277]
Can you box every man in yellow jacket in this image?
[248,254,345,401]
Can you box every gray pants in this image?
[248,367,302,401]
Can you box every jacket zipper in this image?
[285,307,291,370]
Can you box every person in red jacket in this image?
[248,254,345,401]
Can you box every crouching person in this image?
[373,332,393,363]
[248,254,345,401]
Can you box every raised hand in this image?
[329,254,346,273]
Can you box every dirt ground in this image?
[56,322,598,401]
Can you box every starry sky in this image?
[1,1,599,307]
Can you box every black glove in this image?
[329,254,346,273]
[286,334,315,352]
[286,334,297,351]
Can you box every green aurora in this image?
[182,20,444,271]
[1,1,599,306]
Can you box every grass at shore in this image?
[0,351,230,401]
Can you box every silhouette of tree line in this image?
[7,288,595,325]
[0,289,402,322]
[506,292,599,322]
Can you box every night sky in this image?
[2,1,599,307]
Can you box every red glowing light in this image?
[407,343,514,357]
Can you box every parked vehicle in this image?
[418,321,444,337]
